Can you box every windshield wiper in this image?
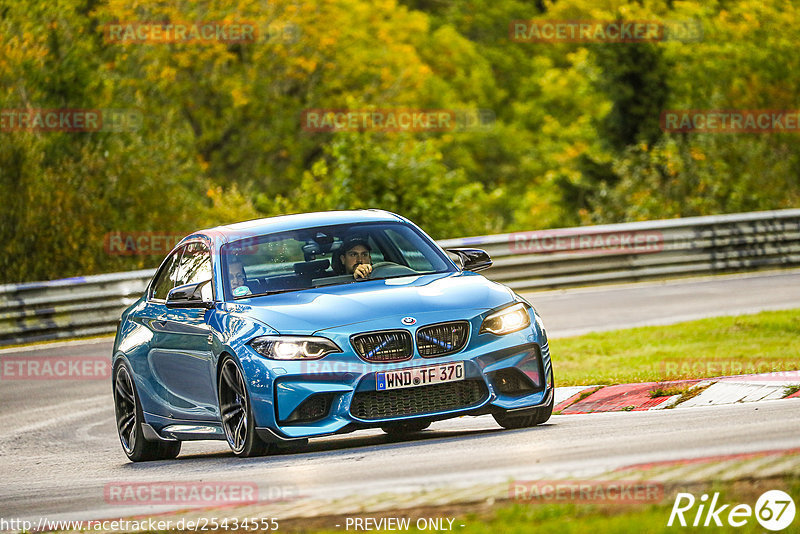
[368,270,442,282]
[236,271,448,297]
[236,288,303,298]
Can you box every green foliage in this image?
[549,309,800,386]
[1,0,799,282]
[261,133,503,238]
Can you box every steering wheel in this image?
[365,261,417,279]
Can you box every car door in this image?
[146,242,219,421]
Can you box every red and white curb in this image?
[554,371,800,414]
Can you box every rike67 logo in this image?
[668,490,796,531]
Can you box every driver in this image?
[227,258,252,296]
[339,237,373,280]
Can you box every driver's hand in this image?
[354,264,373,280]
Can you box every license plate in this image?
[376,361,465,391]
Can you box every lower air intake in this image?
[350,380,488,420]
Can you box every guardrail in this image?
[0,270,156,346]
[1,209,798,346]
[438,209,800,291]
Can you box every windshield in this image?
[221,222,455,299]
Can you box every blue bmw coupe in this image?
[112,210,554,461]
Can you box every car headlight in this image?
[480,302,531,335]
[250,336,342,360]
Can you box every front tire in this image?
[113,362,181,462]
[218,356,272,457]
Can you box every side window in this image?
[150,246,185,300]
[176,242,213,300]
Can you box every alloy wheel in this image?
[219,358,249,454]
[114,365,138,454]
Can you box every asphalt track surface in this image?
[1,270,799,523]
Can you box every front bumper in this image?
[241,312,554,440]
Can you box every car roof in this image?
[182,209,406,247]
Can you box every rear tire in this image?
[493,392,554,430]
[218,355,272,457]
[381,419,431,436]
[113,362,181,462]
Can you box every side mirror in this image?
[445,248,493,272]
[166,280,214,309]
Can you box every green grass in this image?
[666,383,714,409]
[784,384,800,397]
[461,502,768,534]
[648,384,693,398]
[298,476,800,534]
[549,309,800,386]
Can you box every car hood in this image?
[226,271,514,334]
